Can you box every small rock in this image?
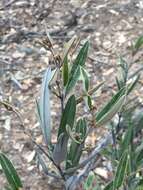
[94,167,108,179]
[12,51,25,59]
[24,150,36,163]
[70,0,83,8]
[102,40,112,50]
[67,30,75,36]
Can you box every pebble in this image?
[102,40,112,50]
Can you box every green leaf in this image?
[84,171,95,190]
[84,95,92,110]
[66,118,87,169]
[62,56,69,86]
[66,125,81,144]
[58,95,76,137]
[75,118,87,140]
[134,36,143,54]
[120,122,134,153]
[87,95,92,109]
[104,181,113,190]
[70,41,89,76]
[135,186,143,190]
[116,77,122,90]
[39,68,56,145]
[0,153,22,190]
[127,75,140,95]
[113,151,128,189]
[80,66,89,91]
[65,41,89,95]
[135,143,143,167]
[116,57,128,89]
[65,65,81,95]
[96,87,126,126]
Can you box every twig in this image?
[37,149,61,179]
[0,100,66,180]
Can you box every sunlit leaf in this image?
[65,65,81,95]
[70,41,89,76]
[96,87,126,126]
[65,41,89,95]
[127,75,140,95]
[80,66,89,91]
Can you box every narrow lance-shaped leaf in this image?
[62,55,69,86]
[84,95,92,110]
[39,68,56,145]
[65,41,89,95]
[70,41,89,77]
[113,151,128,189]
[58,95,76,137]
[96,87,126,127]
[120,122,133,153]
[133,35,143,55]
[127,74,140,95]
[52,133,68,165]
[80,66,89,91]
[116,57,128,89]
[0,153,22,190]
[65,65,81,95]
[84,171,95,190]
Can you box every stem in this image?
[116,113,122,134]
[56,80,64,112]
